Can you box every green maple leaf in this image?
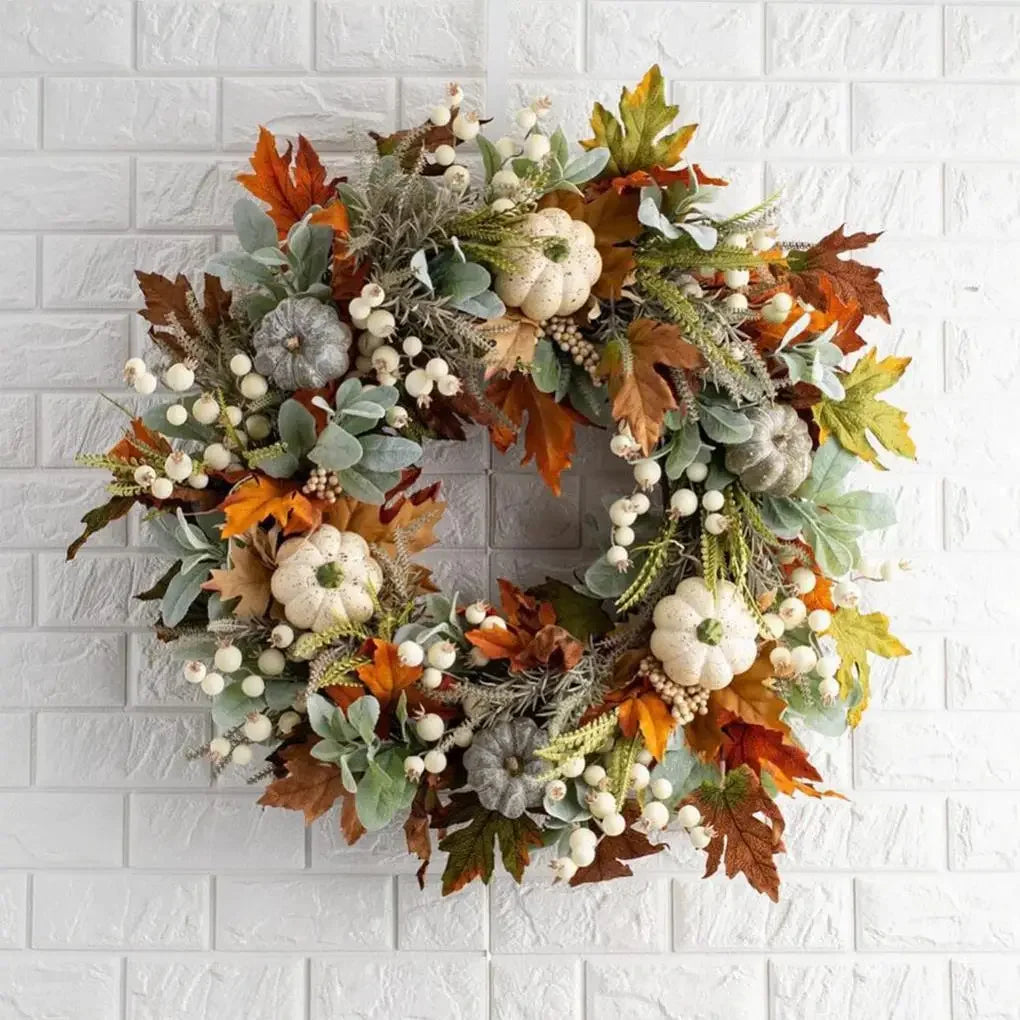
[828,607,910,726]
[580,65,697,178]
[438,807,543,896]
[813,348,915,468]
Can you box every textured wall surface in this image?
[0,1,1018,1017]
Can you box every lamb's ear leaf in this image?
[308,423,363,471]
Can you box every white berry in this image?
[642,800,669,829]
[723,293,749,313]
[421,667,443,690]
[723,269,750,289]
[609,499,637,527]
[133,372,157,395]
[702,489,725,512]
[630,762,650,790]
[278,711,301,735]
[676,804,701,829]
[243,713,273,742]
[670,489,699,516]
[490,197,515,213]
[405,755,425,781]
[606,545,629,568]
[464,601,488,626]
[239,373,268,400]
[569,842,596,868]
[790,645,818,675]
[808,609,832,633]
[689,825,712,849]
[164,363,195,392]
[433,143,455,165]
[214,645,243,673]
[832,580,861,608]
[241,674,265,698]
[494,136,516,159]
[523,133,550,161]
[552,856,578,881]
[209,736,231,759]
[246,414,271,441]
[587,790,616,819]
[633,458,661,491]
[704,512,728,535]
[404,368,433,399]
[650,778,673,801]
[816,653,840,679]
[479,615,507,631]
[599,813,626,837]
[429,105,451,127]
[163,451,193,482]
[423,749,447,774]
[778,596,807,627]
[201,672,225,696]
[545,779,567,802]
[231,743,253,766]
[183,660,207,685]
[134,464,157,486]
[415,713,445,742]
[427,640,457,670]
[686,461,709,483]
[258,648,286,676]
[630,493,651,514]
[819,676,841,700]
[609,433,636,457]
[149,477,174,500]
[490,168,520,196]
[398,640,425,667]
[762,612,785,639]
[192,394,219,424]
[229,353,252,376]
[443,164,470,192]
[561,756,585,778]
[770,646,793,671]
[188,472,209,490]
[425,357,449,380]
[583,764,606,787]
[568,827,597,852]
[515,107,537,130]
[366,309,396,339]
[613,526,635,548]
[402,335,423,357]
[451,112,479,141]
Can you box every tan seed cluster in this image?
[538,316,603,384]
[638,655,710,726]
[302,466,343,503]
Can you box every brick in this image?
[42,235,215,309]
[510,0,583,73]
[0,633,125,707]
[947,637,1020,709]
[317,0,484,71]
[946,322,1020,395]
[311,813,420,873]
[771,960,947,1020]
[857,474,940,553]
[782,796,944,870]
[947,6,1020,78]
[868,635,943,710]
[0,473,127,548]
[415,549,488,600]
[947,479,1020,551]
[488,548,591,596]
[950,795,1020,870]
[952,959,1020,1020]
[0,396,34,467]
[856,712,1020,789]
[0,79,38,150]
[130,793,305,869]
[139,0,310,70]
[674,877,851,949]
[420,429,490,474]
[0,793,123,867]
[858,876,1020,949]
[491,958,581,1020]
[136,158,246,229]
[0,236,36,309]
[588,958,765,1020]
[0,875,27,947]
[0,1,131,70]
[45,78,217,150]
[854,84,1020,157]
[131,634,201,707]
[40,392,145,467]
[127,959,305,1020]
[312,957,486,1020]
[33,874,208,949]
[768,5,939,77]
[0,959,120,1020]
[491,472,580,548]
[397,876,486,951]
[766,163,941,237]
[0,315,129,388]
[35,712,210,787]
[37,552,166,626]
[673,82,848,156]
[947,165,1020,238]
[0,713,31,785]
[491,877,668,952]
[0,553,32,626]
[424,472,486,548]
[0,158,129,229]
[223,77,397,150]
[216,875,392,950]
[590,3,761,77]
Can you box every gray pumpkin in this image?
[724,404,813,496]
[462,718,547,819]
[252,296,352,390]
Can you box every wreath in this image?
[70,66,913,900]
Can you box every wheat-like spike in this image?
[534,707,620,764]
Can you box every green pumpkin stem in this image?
[315,562,345,589]
[696,617,724,646]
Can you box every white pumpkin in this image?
[493,207,601,321]
[270,526,383,632]
[649,577,759,691]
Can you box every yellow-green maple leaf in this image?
[580,65,697,178]
[813,348,915,468]
[828,607,910,727]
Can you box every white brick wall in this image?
[0,0,1017,1015]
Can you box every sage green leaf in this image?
[355,748,417,831]
[142,404,213,443]
[531,339,561,394]
[357,433,422,472]
[212,683,261,729]
[309,423,363,471]
[233,198,278,253]
[346,696,381,747]
[278,399,317,458]
[161,559,210,627]
[665,422,701,479]
[699,402,754,444]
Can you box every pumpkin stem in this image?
[315,562,345,588]
[503,755,522,776]
[696,617,724,646]
[284,335,302,352]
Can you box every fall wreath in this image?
[71,67,913,899]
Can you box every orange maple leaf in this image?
[219,475,321,539]
[485,372,587,496]
[355,639,424,713]
[237,127,346,237]
[600,317,704,455]
[617,689,676,761]
[609,164,729,194]
[721,719,827,790]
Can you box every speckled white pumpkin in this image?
[493,207,601,321]
[270,526,383,632]
[649,577,759,690]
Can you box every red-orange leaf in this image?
[569,805,663,886]
[485,372,587,496]
[616,689,676,761]
[355,639,423,713]
[219,476,322,539]
[721,719,828,794]
[238,127,343,236]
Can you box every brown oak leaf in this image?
[482,313,542,379]
[135,272,234,362]
[683,764,787,901]
[569,805,663,886]
[202,533,273,618]
[257,739,345,824]
[600,317,704,454]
